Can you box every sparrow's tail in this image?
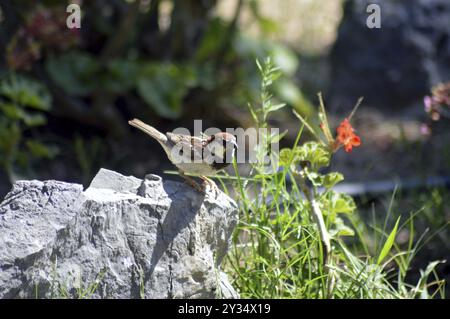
[128,119,168,144]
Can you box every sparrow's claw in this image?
[179,171,205,193]
[200,176,218,191]
[179,171,218,194]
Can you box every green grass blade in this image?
[377,217,400,265]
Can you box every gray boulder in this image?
[0,168,239,299]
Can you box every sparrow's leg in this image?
[179,171,204,193]
[200,176,218,190]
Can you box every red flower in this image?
[335,118,361,153]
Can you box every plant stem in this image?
[298,177,335,298]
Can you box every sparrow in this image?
[128,118,238,192]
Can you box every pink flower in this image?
[420,123,431,136]
[424,95,432,113]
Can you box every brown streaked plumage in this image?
[128,118,237,192]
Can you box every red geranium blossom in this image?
[335,118,361,153]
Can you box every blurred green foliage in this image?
[0,0,312,183]
[0,74,55,179]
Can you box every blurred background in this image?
[0,0,449,293]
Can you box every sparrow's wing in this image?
[166,133,205,163]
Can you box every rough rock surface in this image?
[0,169,239,299]
[329,0,450,110]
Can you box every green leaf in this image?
[102,59,139,94]
[0,75,51,111]
[322,172,344,189]
[0,102,26,120]
[259,17,279,34]
[414,260,445,298]
[279,148,293,168]
[137,76,177,119]
[330,217,355,238]
[266,103,286,114]
[323,191,356,215]
[25,140,57,159]
[294,142,330,169]
[46,52,98,96]
[377,217,401,265]
[137,63,196,119]
[267,130,287,144]
[305,172,344,189]
[0,121,20,157]
[246,103,259,123]
[273,78,313,117]
[305,171,322,187]
[271,44,298,76]
[192,63,216,90]
[279,142,332,171]
[333,193,356,214]
[22,112,47,127]
[194,18,227,62]
[256,58,263,73]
